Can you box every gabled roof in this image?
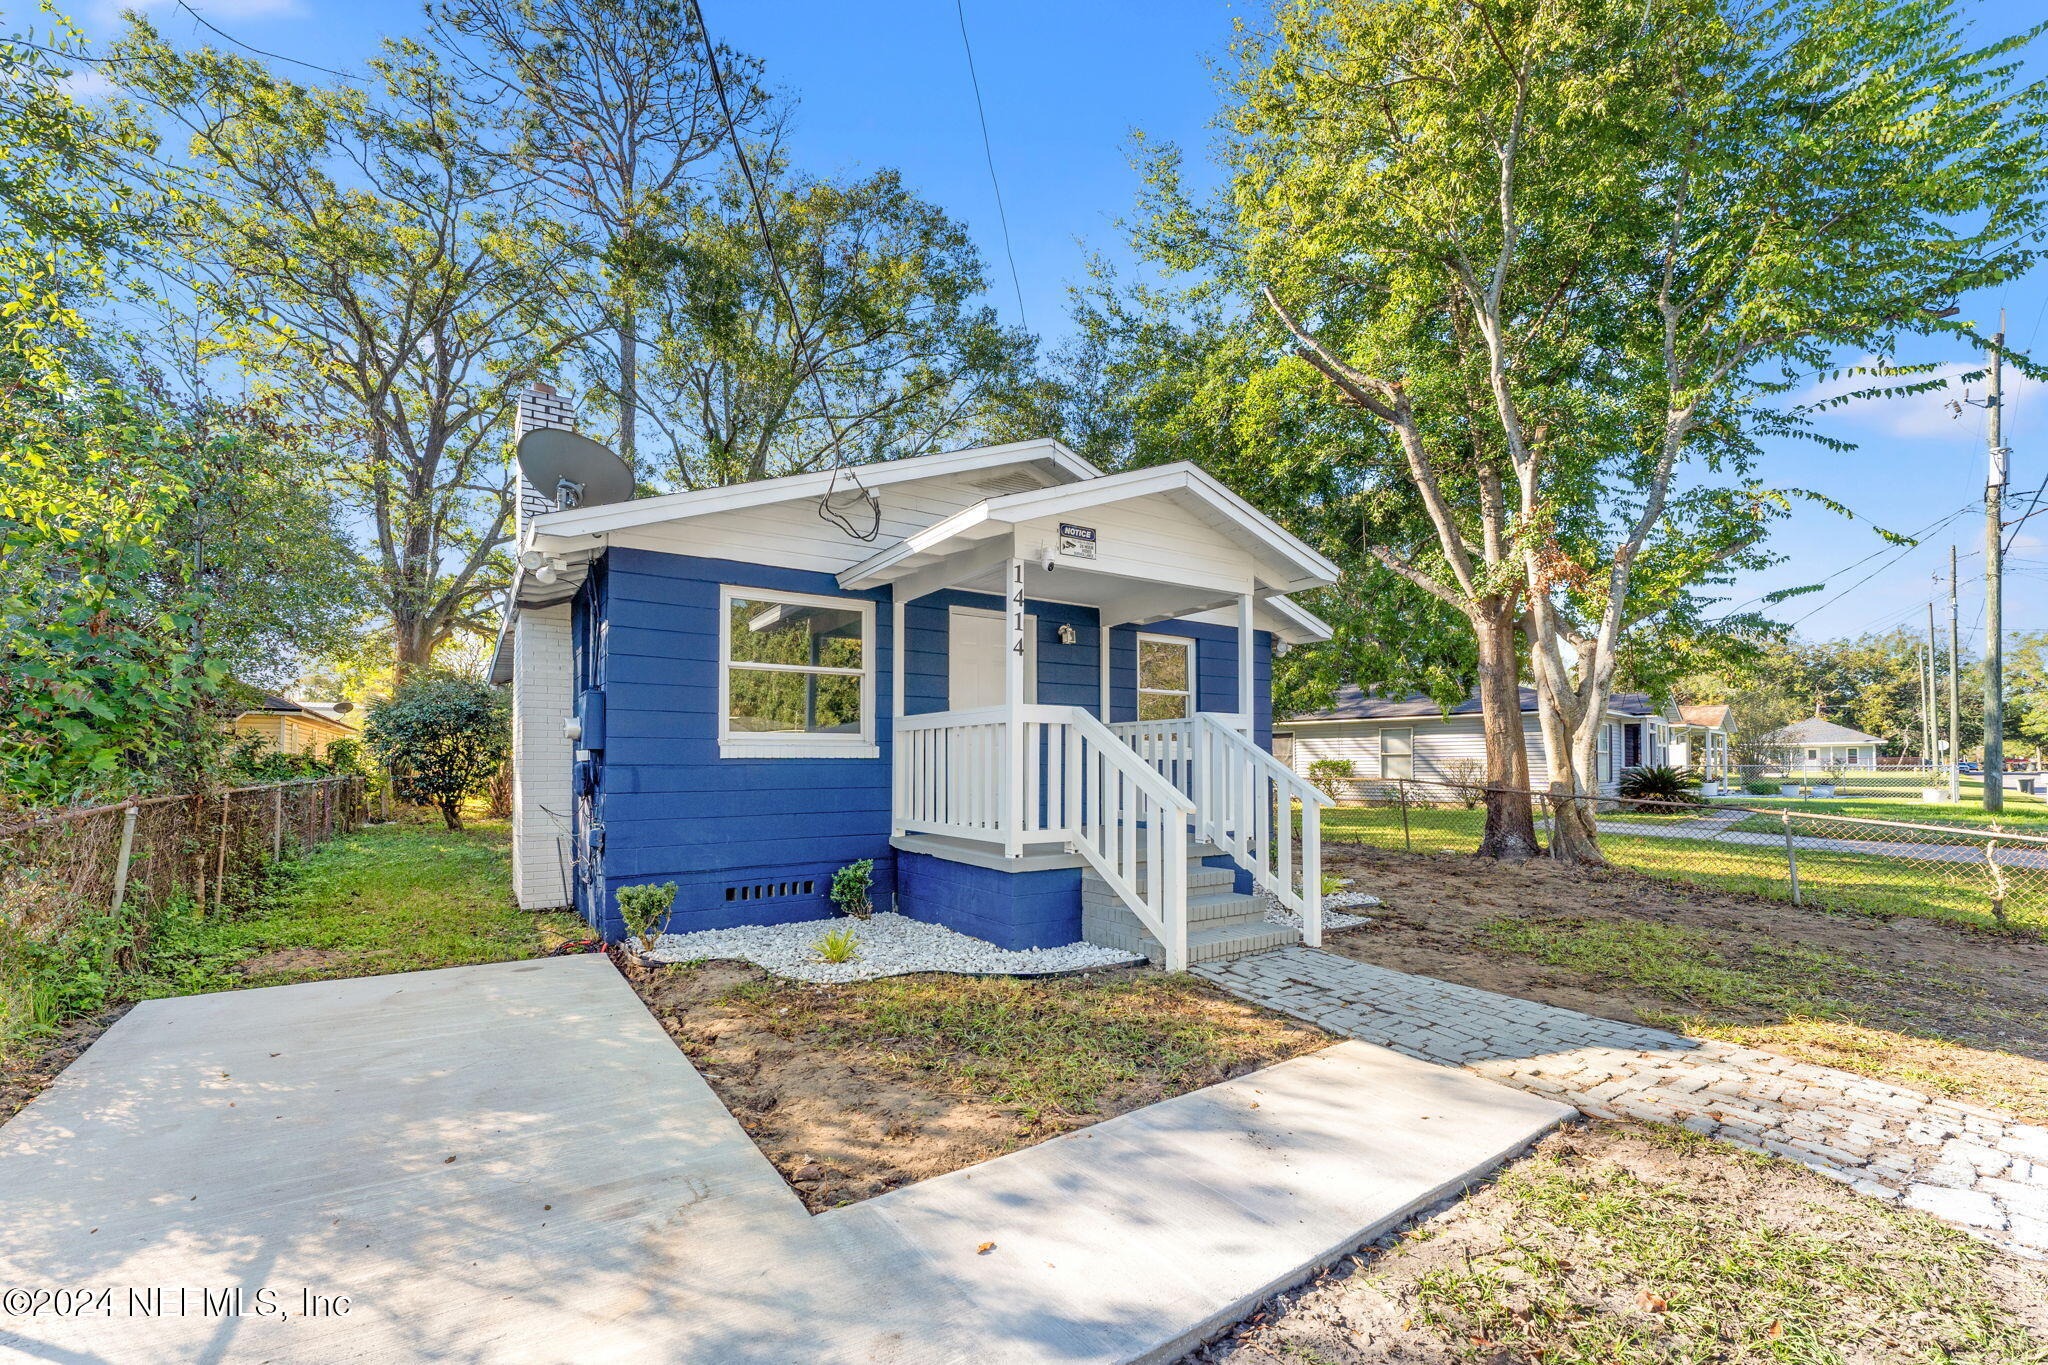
[1676,703,1730,730]
[530,438,1099,540]
[1280,685,1657,723]
[1762,716,1885,746]
[838,462,1342,597]
[236,694,356,730]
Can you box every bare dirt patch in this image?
[1320,845,2048,1122]
[615,956,1330,1212]
[1192,1121,2048,1365]
[232,947,355,979]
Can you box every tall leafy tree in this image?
[1138,0,2048,860]
[640,156,1043,488]
[1060,265,1483,723]
[112,25,589,676]
[423,0,767,468]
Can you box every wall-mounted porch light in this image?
[1056,623,1079,645]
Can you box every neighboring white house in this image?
[1666,703,1733,778]
[1755,716,1886,771]
[1273,686,1722,796]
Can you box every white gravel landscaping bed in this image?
[1261,877,1378,932]
[643,912,1143,984]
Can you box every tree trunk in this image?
[1546,780,1604,864]
[617,311,637,470]
[440,799,463,832]
[1473,605,1540,859]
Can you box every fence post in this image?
[211,793,231,915]
[109,803,139,917]
[273,784,284,860]
[1398,779,1412,852]
[1781,810,1801,905]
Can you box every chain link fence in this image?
[1317,778,2048,934]
[1,776,365,1046]
[1722,764,2044,803]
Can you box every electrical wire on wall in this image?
[686,0,880,542]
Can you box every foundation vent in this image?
[724,879,817,903]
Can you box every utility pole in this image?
[1985,314,2008,813]
[1926,601,1940,783]
[1948,546,1961,804]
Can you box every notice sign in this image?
[1057,523,1098,560]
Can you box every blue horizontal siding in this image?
[896,851,1083,950]
[571,543,1282,943]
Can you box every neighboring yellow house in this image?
[231,695,359,758]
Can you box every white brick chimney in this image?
[510,383,577,911]
[514,383,578,541]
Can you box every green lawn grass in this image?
[132,817,582,998]
[1321,805,2045,934]
[5,817,580,1063]
[1401,1125,2045,1365]
[1721,792,2048,843]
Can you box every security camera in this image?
[1040,548,1057,572]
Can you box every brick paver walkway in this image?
[1195,946,2048,1258]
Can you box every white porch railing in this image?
[895,703,1196,969]
[1110,712,1325,946]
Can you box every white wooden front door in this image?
[949,606,1036,709]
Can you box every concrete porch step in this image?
[1081,862,1237,900]
[1086,916,1301,966]
[1084,888,1267,930]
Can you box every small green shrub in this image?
[615,881,678,951]
[831,858,875,919]
[1307,758,1355,800]
[1321,872,1347,897]
[361,676,509,831]
[811,923,861,964]
[1616,764,1701,809]
[1745,778,1780,796]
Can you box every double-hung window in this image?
[719,587,876,758]
[1136,634,1193,720]
[1380,727,1414,781]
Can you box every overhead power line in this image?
[684,0,878,541]
[953,0,1028,332]
[172,0,363,82]
[1779,504,1978,631]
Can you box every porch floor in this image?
[1,955,1568,1364]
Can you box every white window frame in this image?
[1598,724,1612,784]
[1380,726,1414,781]
[718,585,877,759]
[1135,632,1194,721]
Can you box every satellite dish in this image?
[517,429,635,511]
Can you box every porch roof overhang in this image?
[834,463,1338,644]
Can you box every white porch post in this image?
[891,596,906,837]
[892,597,907,720]
[1099,619,1113,721]
[1005,557,1027,857]
[1236,591,1255,730]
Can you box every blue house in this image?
[491,389,1338,969]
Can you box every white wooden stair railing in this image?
[1109,712,1326,947]
[895,704,1197,969]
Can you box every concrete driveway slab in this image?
[1,954,1568,1364]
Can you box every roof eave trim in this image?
[532,438,1098,540]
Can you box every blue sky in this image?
[70,0,2048,646]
